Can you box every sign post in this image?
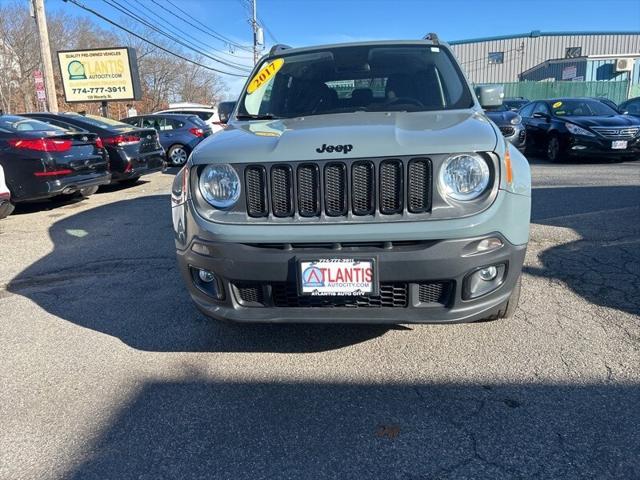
[56,47,142,117]
[33,70,47,109]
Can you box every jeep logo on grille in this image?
[316,143,353,154]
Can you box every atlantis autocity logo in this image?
[302,265,324,288]
[67,60,87,80]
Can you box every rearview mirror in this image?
[475,85,504,108]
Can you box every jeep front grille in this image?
[243,158,432,219]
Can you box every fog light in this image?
[190,267,224,300]
[198,269,215,283]
[479,266,498,281]
[463,263,507,300]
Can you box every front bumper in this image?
[501,125,526,150]
[177,233,526,324]
[565,135,640,158]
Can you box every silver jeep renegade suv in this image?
[171,38,531,324]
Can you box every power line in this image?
[101,0,252,72]
[62,0,247,77]
[132,0,252,63]
[153,0,253,53]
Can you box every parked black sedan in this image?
[519,98,640,162]
[0,115,110,204]
[22,112,165,184]
[484,104,526,151]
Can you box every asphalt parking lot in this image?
[1,158,639,480]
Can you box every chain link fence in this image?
[477,81,631,104]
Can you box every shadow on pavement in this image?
[528,185,640,316]
[64,379,639,479]
[6,194,390,352]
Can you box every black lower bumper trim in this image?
[177,233,527,324]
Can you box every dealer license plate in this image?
[299,259,376,296]
[612,140,627,149]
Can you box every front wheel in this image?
[546,135,565,163]
[167,144,189,166]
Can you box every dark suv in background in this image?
[23,112,165,184]
[121,114,212,166]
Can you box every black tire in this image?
[483,275,522,321]
[167,144,189,166]
[119,176,141,186]
[546,135,565,163]
[79,185,99,197]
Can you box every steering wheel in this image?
[385,97,424,107]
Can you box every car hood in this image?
[485,110,519,127]
[563,115,640,128]
[190,110,498,164]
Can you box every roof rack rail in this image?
[269,44,292,56]
[423,33,440,45]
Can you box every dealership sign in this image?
[57,47,142,103]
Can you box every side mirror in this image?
[532,112,549,120]
[475,85,504,108]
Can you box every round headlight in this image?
[510,115,522,125]
[439,154,490,201]
[198,163,241,208]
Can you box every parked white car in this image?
[154,103,224,134]
[0,164,14,219]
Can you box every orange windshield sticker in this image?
[247,58,284,94]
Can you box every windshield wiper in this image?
[235,113,281,120]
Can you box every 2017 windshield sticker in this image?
[247,58,284,94]
[552,101,563,108]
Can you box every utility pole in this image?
[252,0,259,65]
[32,0,58,112]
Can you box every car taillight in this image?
[8,138,72,152]
[189,127,204,137]
[33,169,73,177]
[95,137,104,149]
[102,135,140,146]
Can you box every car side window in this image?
[168,118,184,129]
[519,103,535,118]
[533,102,550,115]
[141,118,155,128]
[625,99,640,114]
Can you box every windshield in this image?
[65,113,134,130]
[0,116,66,133]
[238,44,474,119]
[552,99,618,117]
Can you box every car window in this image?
[0,116,66,132]
[239,44,474,118]
[141,117,161,130]
[533,102,550,116]
[38,117,85,132]
[551,99,617,116]
[122,118,141,127]
[64,113,133,130]
[623,99,640,114]
[519,103,535,118]
[184,110,213,121]
[188,115,207,127]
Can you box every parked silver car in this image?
[172,38,531,324]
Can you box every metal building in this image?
[449,31,640,84]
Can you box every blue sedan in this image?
[121,113,213,166]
